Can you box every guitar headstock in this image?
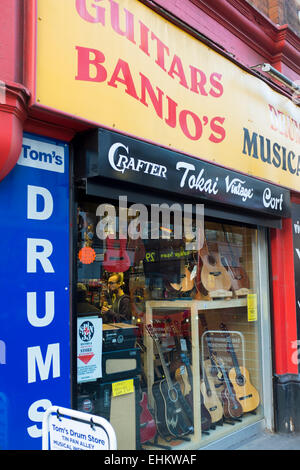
[219,322,228,333]
[145,323,159,343]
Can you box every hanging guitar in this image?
[220,323,260,413]
[220,225,250,292]
[199,235,232,296]
[212,353,243,419]
[127,234,146,267]
[169,264,195,294]
[139,391,157,444]
[103,234,131,272]
[145,324,194,439]
[129,267,146,318]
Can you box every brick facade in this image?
[246,0,300,36]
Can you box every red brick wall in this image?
[246,0,300,36]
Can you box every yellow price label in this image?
[247,293,257,322]
[112,379,134,397]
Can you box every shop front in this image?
[72,128,290,450]
[1,0,300,451]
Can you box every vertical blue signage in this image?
[0,133,70,449]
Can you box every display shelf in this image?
[143,297,249,448]
[146,298,247,311]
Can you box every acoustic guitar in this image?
[145,324,194,439]
[129,267,146,318]
[212,353,243,419]
[199,238,232,295]
[169,264,194,293]
[139,392,157,444]
[200,362,224,424]
[221,225,250,292]
[103,234,131,272]
[180,352,212,432]
[199,315,224,387]
[220,323,260,413]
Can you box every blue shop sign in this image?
[0,133,70,450]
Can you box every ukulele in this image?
[145,324,194,439]
[221,225,249,291]
[199,237,232,295]
[212,353,243,419]
[220,323,260,413]
[200,362,224,424]
[139,392,157,444]
[103,234,131,272]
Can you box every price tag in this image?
[112,379,134,397]
[247,293,257,322]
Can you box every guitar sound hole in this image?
[236,375,245,386]
[168,387,178,403]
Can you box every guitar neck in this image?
[202,364,211,395]
[153,335,173,390]
[220,324,242,377]
[217,360,235,399]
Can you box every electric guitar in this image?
[139,392,157,444]
[145,324,194,439]
[220,323,260,413]
[199,238,232,295]
[221,225,250,292]
[212,353,243,419]
[103,234,131,272]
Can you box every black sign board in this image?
[75,128,291,218]
[292,203,300,356]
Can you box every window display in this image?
[75,199,264,450]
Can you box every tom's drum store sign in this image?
[0,133,70,450]
[31,0,300,192]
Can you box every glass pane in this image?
[75,201,264,450]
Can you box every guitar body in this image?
[175,365,192,397]
[129,272,146,317]
[222,259,250,292]
[200,376,224,424]
[139,392,157,444]
[221,386,243,419]
[152,379,193,438]
[103,235,131,272]
[219,322,260,413]
[169,266,194,293]
[200,250,232,294]
[228,366,260,413]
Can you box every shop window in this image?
[75,200,264,450]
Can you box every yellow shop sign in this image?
[34,0,300,191]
